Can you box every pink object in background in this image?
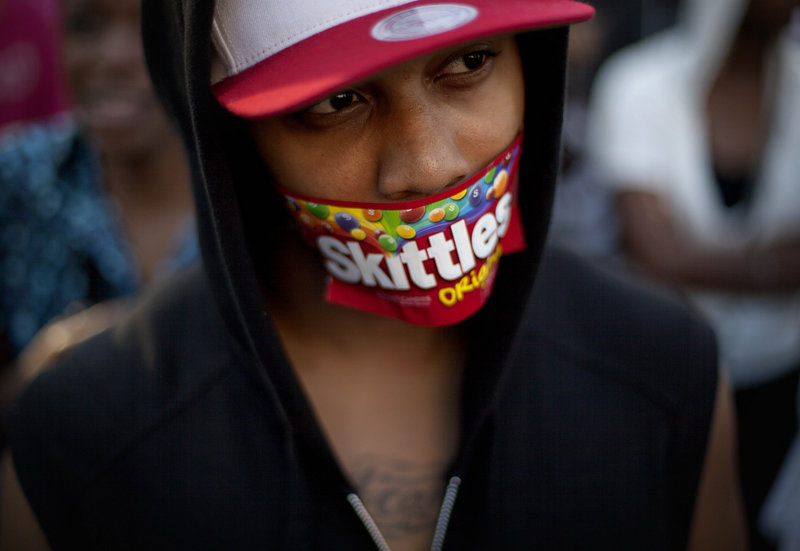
[0,0,69,130]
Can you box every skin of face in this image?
[249,36,525,203]
[62,0,174,160]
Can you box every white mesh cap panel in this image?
[212,0,416,78]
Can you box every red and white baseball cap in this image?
[211,0,594,118]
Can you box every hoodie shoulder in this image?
[7,266,296,547]
[494,247,718,549]
[7,266,243,494]
[525,246,718,410]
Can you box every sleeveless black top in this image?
[8,249,717,550]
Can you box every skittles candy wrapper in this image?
[279,132,526,326]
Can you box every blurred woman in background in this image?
[0,0,196,430]
[589,0,800,547]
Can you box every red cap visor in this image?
[212,0,594,118]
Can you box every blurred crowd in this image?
[1,0,798,548]
[0,0,197,438]
[551,0,800,549]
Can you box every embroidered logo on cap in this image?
[371,3,478,42]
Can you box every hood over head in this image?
[140,0,592,459]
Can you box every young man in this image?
[2,1,746,549]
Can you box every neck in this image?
[265,233,465,501]
[97,131,194,284]
[264,232,465,371]
[101,134,192,210]
[722,41,767,75]
[723,14,783,72]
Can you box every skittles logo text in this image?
[318,192,512,307]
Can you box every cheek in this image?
[494,53,527,140]
[458,74,525,169]
[251,124,374,200]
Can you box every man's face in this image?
[248,35,525,204]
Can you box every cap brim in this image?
[212,0,594,118]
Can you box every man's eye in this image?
[443,49,498,75]
[306,90,364,115]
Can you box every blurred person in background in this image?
[548,1,620,261]
[0,0,69,134]
[549,0,679,262]
[0,0,197,440]
[588,0,800,548]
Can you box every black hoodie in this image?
[7,2,717,549]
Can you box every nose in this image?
[97,21,142,74]
[376,102,471,201]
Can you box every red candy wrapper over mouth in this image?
[279,132,526,326]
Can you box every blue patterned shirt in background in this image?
[0,118,198,359]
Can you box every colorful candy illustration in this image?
[282,143,519,256]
